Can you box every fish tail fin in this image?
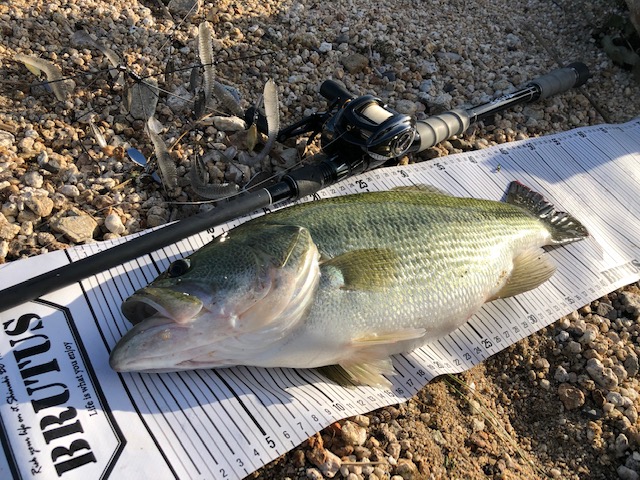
[506,181,589,244]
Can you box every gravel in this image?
[1,0,640,478]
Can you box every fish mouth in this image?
[121,286,204,325]
[109,315,214,372]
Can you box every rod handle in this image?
[530,62,590,100]
[414,109,471,151]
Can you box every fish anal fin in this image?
[490,248,556,301]
[318,328,426,387]
[325,359,395,388]
[321,248,399,291]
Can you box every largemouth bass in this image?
[110,182,588,386]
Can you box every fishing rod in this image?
[0,62,590,312]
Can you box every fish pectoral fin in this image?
[318,359,395,388]
[489,248,556,300]
[351,328,426,346]
[321,248,399,291]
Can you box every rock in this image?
[166,85,193,113]
[626,452,640,472]
[566,340,582,354]
[0,239,8,260]
[51,212,98,243]
[394,99,418,116]
[394,459,419,479]
[318,41,332,53]
[616,434,630,457]
[626,0,640,37]
[306,448,341,478]
[0,213,20,241]
[430,429,446,445]
[579,328,598,344]
[23,171,44,188]
[104,213,126,235]
[305,467,323,480]
[59,185,80,198]
[0,130,15,148]
[341,420,367,446]
[596,302,617,319]
[22,190,54,217]
[225,163,250,184]
[213,116,246,132]
[17,209,40,223]
[618,465,640,480]
[387,442,401,459]
[351,415,370,428]
[625,406,639,424]
[341,53,369,74]
[534,357,551,370]
[558,383,585,410]
[554,366,570,383]
[621,291,640,318]
[626,355,640,377]
[586,358,619,390]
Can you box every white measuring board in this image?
[0,119,639,479]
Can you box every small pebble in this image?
[23,171,44,188]
[342,421,367,446]
[305,468,323,480]
[618,465,640,480]
[558,383,585,410]
[213,116,246,132]
[105,213,126,235]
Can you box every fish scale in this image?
[110,182,588,386]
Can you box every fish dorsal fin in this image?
[489,248,556,301]
[321,248,399,291]
[391,184,451,195]
[506,181,589,245]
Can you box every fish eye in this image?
[167,258,191,277]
